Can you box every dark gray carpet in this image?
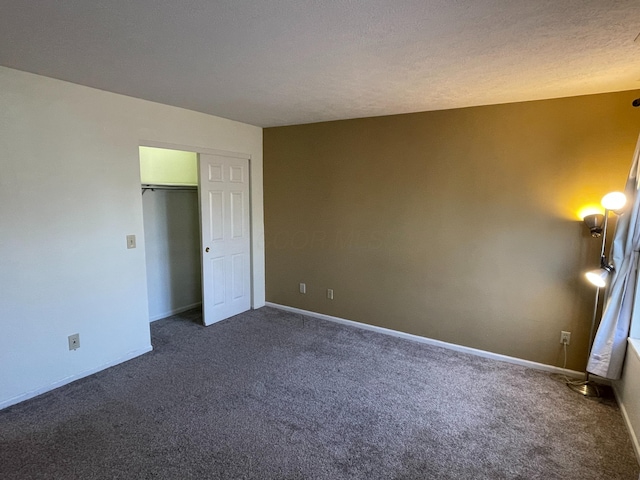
[1,307,638,479]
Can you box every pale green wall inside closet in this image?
[139,146,198,185]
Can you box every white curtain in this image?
[587,133,640,380]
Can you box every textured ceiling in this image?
[0,1,639,127]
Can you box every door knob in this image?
[205,247,210,252]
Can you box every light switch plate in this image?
[68,333,80,351]
[126,234,136,249]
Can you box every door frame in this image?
[138,139,262,311]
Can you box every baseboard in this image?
[149,302,202,322]
[612,382,640,465]
[0,345,153,411]
[265,302,585,378]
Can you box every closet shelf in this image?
[141,184,198,194]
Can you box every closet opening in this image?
[139,146,201,323]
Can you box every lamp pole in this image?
[571,192,626,397]
[588,208,610,355]
[570,209,610,397]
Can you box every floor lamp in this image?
[571,192,626,397]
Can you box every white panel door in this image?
[199,153,251,326]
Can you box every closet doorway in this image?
[140,146,201,322]
[140,146,253,326]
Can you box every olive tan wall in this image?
[264,90,640,371]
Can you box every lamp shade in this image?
[601,192,626,211]
[583,213,605,237]
[585,268,610,288]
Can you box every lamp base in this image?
[567,381,601,397]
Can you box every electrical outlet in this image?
[327,288,334,300]
[299,283,306,294]
[68,333,80,351]
[560,331,571,345]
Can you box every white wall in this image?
[615,339,640,464]
[143,189,201,321]
[0,67,264,409]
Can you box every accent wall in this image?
[264,90,640,371]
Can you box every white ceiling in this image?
[1,1,639,127]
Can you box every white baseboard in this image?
[0,345,153,411]
[266,302,585,378]
[612,382,640,465]
[149,302,202,322]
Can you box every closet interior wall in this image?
[142,187,201,321]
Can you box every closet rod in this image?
[141,184,198,195]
